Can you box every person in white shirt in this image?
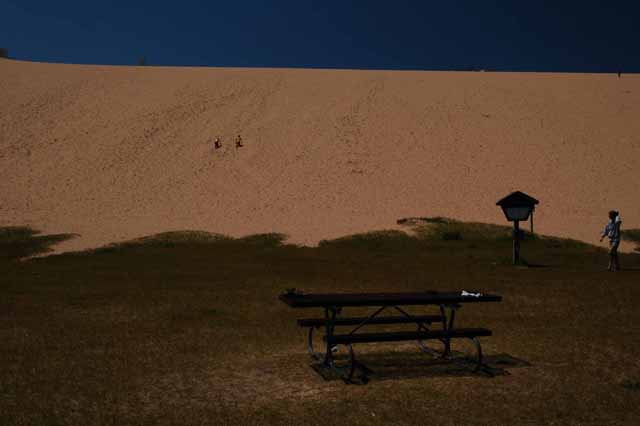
[599,210,622,271]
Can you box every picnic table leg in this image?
[393,306,431,333]
[323,306,338,366]
[307,326,323,362]
[392,305,445,357]
[440,304,458,358]
[439,305,449,357]
[321,306,359,383]
[347,305,387,335]
[448,304,457,330]
[468,337,485,372]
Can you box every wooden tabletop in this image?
[279,291,502,308]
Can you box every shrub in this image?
[622,229,640,251]
[622,229,640,243]
[0,227,76,260]
[318,230,419,251]
[441,231,462,241]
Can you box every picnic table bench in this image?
[279,290,502,383]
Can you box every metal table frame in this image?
[281,291,501,382]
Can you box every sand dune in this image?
[1,59,638,254]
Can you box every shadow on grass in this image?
[0,227,77,261]
[621,378,640,391]
[311,352,530,384]
[523,263,551,268]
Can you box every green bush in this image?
[318,230,420,251]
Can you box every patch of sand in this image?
[1,59,638,254]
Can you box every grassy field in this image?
[1,220,640,426]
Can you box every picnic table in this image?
[279,290,502,383]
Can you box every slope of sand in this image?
[1,59,639,255]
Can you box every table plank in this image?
[279,291,502,308]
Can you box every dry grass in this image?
[1,222,640,425]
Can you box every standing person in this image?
[214,137,221,149]
[600,210,622,271]
[235,135,243,148]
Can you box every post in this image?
[530,208,534,234]
[513,220,520,265]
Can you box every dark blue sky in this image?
[3,0,639,72]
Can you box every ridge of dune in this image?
[1,59,639,255]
